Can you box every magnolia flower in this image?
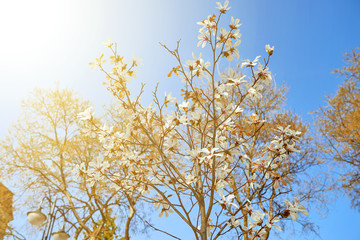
[78,107,94,121]
[217,164,231,179]
[165,112,178,128]
[241,56,260,68]
[217,28,229,44]
[265,44,274,56]
[234,106,244,113]
[224,39,241,61]
[72,162,85,181]
[278,125,301,138]
[178,114,189,125]
[103,38,113,48]
[165,92,176,106]
[227,216,241,228]
[231,29,242,39]
[89,157,110,176]
[86,158,109,187]
[197,29,209,48]
[256,64,272,84]
[131,56,142,67]
[201,14,216,29]
[179,101,190,112]
[216,0,230,13]
[215,178,227,189]
[270,126,302,154]
[266,215,282,231]
[186,148,201,160]
[226,75,246,86]
[110,54,124,65]
[229,16,241,30]
[250,210,265,223]
[186,53,211,77]
[199,147,222,164]
[217,190,238,209]
[190,110,201,122]
[284,197,309,221]
[247,88,262,100]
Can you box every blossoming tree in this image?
[80,1,309,239]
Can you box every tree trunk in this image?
[124,198,136,240]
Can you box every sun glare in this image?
[0,0,79,67]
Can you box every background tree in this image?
[316,48,360,209]
[0,88,143,239]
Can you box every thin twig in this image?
[144,221,182,240]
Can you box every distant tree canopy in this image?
[0,88,139,239]
[316,48,360,209]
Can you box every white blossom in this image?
[78,107,94,121]
[265,44,274,56]
[216,0,230,13]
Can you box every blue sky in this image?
[0,0,359,239]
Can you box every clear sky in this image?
[0,0,359,239]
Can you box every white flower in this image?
[131,56,141,66]
[231,29,241,39]
[227,216,241,228]
[197,29,209,48]
[186,53,211,77]
[241,56,260,68]
[265,44,274,56]
[266,215,281,231]
[197,14,216,30]
[284,197,309,221]
[216,0,230,13]
[227,75,247,87]
[250,210,265,223]
[217,190,238,209]
[229,16,241,30]
[190,110,201,122]
[72,162,85,180]
[247,88,262,100]
[87,157,110,184]
[215,178,227,189]
[78,107,94,121]
[103,38,113,48]
[217,28,229,45]
[179,101,190,112]
[234,106,244,113]
[199,147,222,164]
[178,114,189,125]
[165,92,176,105]
[224,39,241,61]
[256,64,272,85]
[186,149,201,160]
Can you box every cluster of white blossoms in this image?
[270,125,302,159]
[77,1,309,239]
[72,156,110,187]
[197,2,241,62]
